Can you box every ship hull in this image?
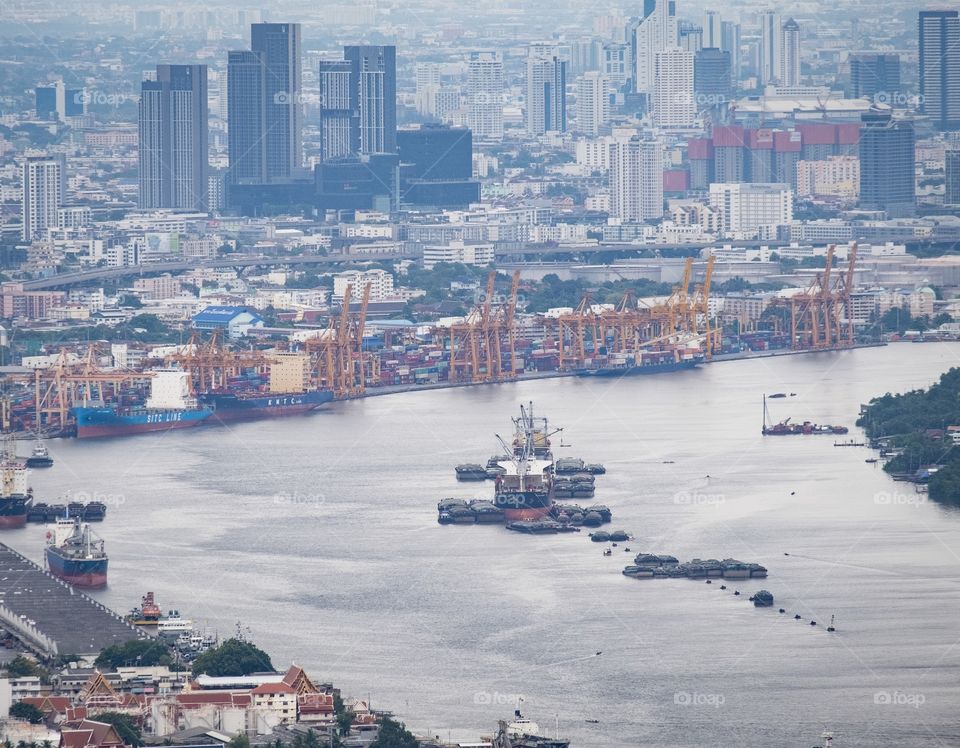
[201,391,334,424]
[0,498,30,529]
[577,359,700,377]
[45,549,108,588]
[73,407,212,439]
[495,491,553,522]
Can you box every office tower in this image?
[679,23,704,53]
[526,45,567,135]
[251,23,302,178]
[344,45,397,154]
[227,23,302,182]
[653,48,695,128]
[227,50,266,182]
[21,154,65,241]
[780,18,801,87]
[634,0,678,95]
[848,53,901,100]
[609,135,663,221]
[35,80,85,121]
[695,48,732,103]
[704,11,722,49]
[858,110,916,217]
[603,42,630,87]
[919,11,960,131]
[759,11,782,85]
[576,72,610,136]
[319,59,355,160]
[138,64,208,210]
[415,62,442,116]
[397,124,479,207]
[945,147,960,206]
[720,21,741,88]
[468,51,504,141]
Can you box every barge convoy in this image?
[761,395,848,436]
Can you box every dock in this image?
[0,543,150,659]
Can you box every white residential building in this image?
[709,182,794,237]
[609,136,664,221]
[333,268,395,301]
[576,72,610,136]
[21,154,65,241]
[780,18,801,87]
[634,0,678,95]
[468,51,504,141]
[653,48,695,128]
[422,240,495,269]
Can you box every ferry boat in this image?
[73,369,212,438]
[45,516,108,588]
[492,403,559,521]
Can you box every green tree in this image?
[95,639,171,669]
[369,716,418,748]
[90,712,142,747]
[227,735,250,748]
[128,313,167,334]
[4,656,42,678]
[9,702,45,724]
[191,638,273,677]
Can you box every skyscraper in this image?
[653,48,695,128]
[21,154,65,241]
[695,48,732,103]
[576,72,610,136]
[344,45,398,154]
[138,64,208,210]
[227,23,302,183]
[609,135,663,221]
[319,59,355,160]
[945,147,960,206]
[704,11,722,49]
[858,110,916,217]
[919,11,960,131]
[848,53,901,100]
[759,11,782,85]
[720,21,741,88]
[634,0,678,95]
[780,18,800,87]
[468,51,504,141]
[526,45,567,135]
[251,23,302,178]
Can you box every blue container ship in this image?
[201,389,334,423]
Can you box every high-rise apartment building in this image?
[609,135,663,221]
[138,64,208,210]
[468,51,504,141]
[22,154,65,241]
[576,72,610,136]
[526,45,567,135]
[919,11,960,131]
[634,0,678,95]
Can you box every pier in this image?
[0,543,149,659]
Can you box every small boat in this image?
[768,392,787,399]
[25,441,53,468]
[865,458,878,464]
[585,719,600,724]
[827,614,836,632]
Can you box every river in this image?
[15,343,960,747]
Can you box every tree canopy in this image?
[369,716,418,748]
[95,639,172,669]
[9,702,45,724]
[191,638,273,677]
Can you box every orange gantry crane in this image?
[778,243,858,350]
[164,331,269,394]
[445,270,522,383]
[305,282,372,398]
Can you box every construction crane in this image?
[165,331,268,395]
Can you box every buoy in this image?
[778,608,785,613]
[705,580,712,584]
[720,585,727,590]
[790,491,795,496]
[810,621,817,626]
[734,590,740,596]
[794,614,802,620]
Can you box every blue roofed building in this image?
[191,306,264,338]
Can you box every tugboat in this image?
[0,434,32,529]
[128,592,162,626]
[25,441,53,468]
[44,516,108,588]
